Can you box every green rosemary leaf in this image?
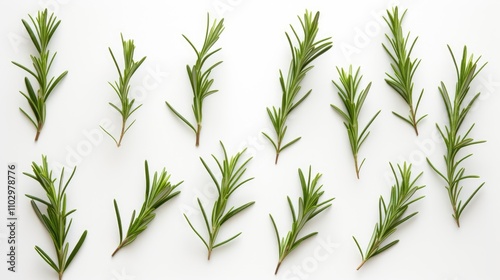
[65,231,88,271]
[183,213,210,250]
[264,10,332,164]
[331,66,381,179]
[165,101,197,133]
[102,34,146,147]
[458,183,484,217]
[219,201,254,225]
[166,14,224,147]
[112,161,182,256]
[184,142,254,260]
[290,232,318,252]
[34,246,59,272]
[271,166,333,274]
[279,137,302,153]
[427,46,487,227]
[25,156,87,280]
[371,239,399,257]
[354,162,424,270]
[113,200,123,243]
[12,9,67,141]
[383,7,426,136]
[26,194,50,206]
[213,232,242,249]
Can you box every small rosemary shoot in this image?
[12,9,68,141]
[24,155,87,280]
[184,142,254,260]
[263,11,332,164]
[112,160,182,256]
[383,7,427,135]
[427,46,486,228]
[331,66,381,179]
[101,34,146,147]
[270,166,334,274]
[166,14,224,147]
[353,162,424,270]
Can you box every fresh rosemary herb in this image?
[427,46,486,227]
[383,7,427,135]
[12,9,68,141]
[270,166,333,274]
[331,66,381,179]
[263,11,332,164]
[24,156,87,280]
[353,162,424,270]
[184,142,254,260]
[112,161,182,256]
[101,34,146,147]
[166,14,224,147]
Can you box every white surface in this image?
[1,0,500,279]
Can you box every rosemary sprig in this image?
[101,34,146,147]
[383,7,427,135]
[184,142,254,260]
[331,66,381,179]
[24,155,87,280]
[353,162,424,270]
[112,160,182,256]
[263,11,332,164]
[427,46,486,227]
[270,166,334,274]
[12,9,68,141]
[166,14,224,147]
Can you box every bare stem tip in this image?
[111,245,122,257]
[274,261,282,275]
[357,259,366,270]
[354,155,360,179]
[195,124,201,147]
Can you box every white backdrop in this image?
[1,0,499,279]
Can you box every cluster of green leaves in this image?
[166,14,224,147]
[353,162,424,270]
[263,10,332,164]
[427,46,486,227]
[184,142,254,260]
[270,166,334,274]
[383,7,426,136]
[112,161,182,256]
[24,156,87,280]
[101,34,146,147]
[12,9,68,141]
[331,66,381,179]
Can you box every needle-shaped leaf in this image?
[165,101,196,133]
[113,200,123,244]
[65,231,87,271]
[35,246,59,272]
